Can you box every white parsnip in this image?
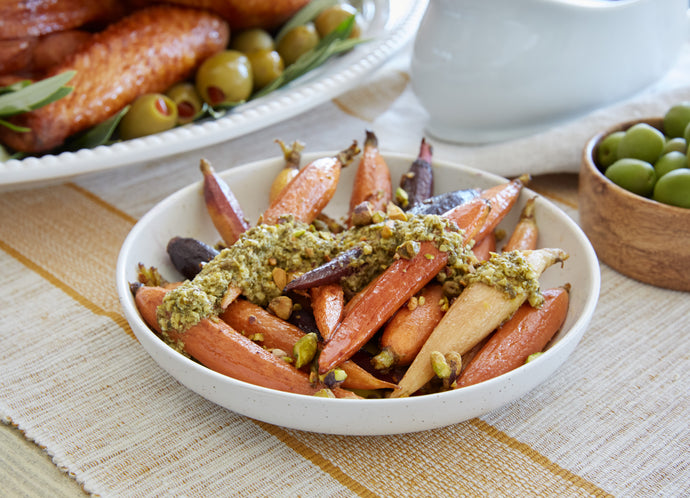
[390,248,568,398]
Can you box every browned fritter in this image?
[0,30,92,77]
[139,0,310,29]
[0,5,229,154]
[0,0,126,39]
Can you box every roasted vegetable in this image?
[390,248,568,398]
[201,158,251,246]
[399,137,434,209]
[166,236,219,280]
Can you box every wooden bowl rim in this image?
[582,116,690,215]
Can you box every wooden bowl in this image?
[579,118,690,292]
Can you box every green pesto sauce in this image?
[464,250,544,307]
[157,213,476,332]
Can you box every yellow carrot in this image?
[390,248,568,398]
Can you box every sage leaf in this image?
[0,70,75,117]
[64,105,129,151]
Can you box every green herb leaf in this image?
[0,70,76,117]
[0,119,30,133]
[64,105,129,151]
[274,0,338,43]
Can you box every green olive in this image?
[654,151,687,178]
[605,158,656,197]
[314,4,362,39]
[596,131,624,169]
[663,137,687,155]
[247,49,284,90]
[166,82,203,124]
[118,93,178,140]
[277,23,319,66]
[663,101,690,138]
[231,28,275,54]
[616,123,665,164]
[195,50,253,106]
[652,168,690,208]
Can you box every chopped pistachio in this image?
[394,187,409,208]
[407,296,419,311]
[396,240,420,260]
[319,368,347,388]
[272,267,288,290]
[268,295,293,320]
[350,202,374,226]
[313,389,336,398]
[371,348,395,370]
[431,351,451,379]
[293,332,318,369]
[386,202,407,221]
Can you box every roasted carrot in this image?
[318,198,491,374]
[474,174,530,242]
[472,231,496,262]
[348,130,392,217]
[134,286,322,395]
[390,248,568,397]
[201,158,250,246]
[310,283,345,341]
[261,142,360,225]
[284,246,363,291]
[269,139,304,203]
[221,298,303,352]
[502,197,538,252]
[399,137,434,209]
[166,236,219,280]
[407,188,480,216]
[371,283,446,370]
[456,285,570,388]
[220,297,395,390]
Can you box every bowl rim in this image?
[583,116,690,215]
[115,151,601,433]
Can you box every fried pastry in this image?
[0,5,229,154]
[0,0,125,39]
[139,0,310,29]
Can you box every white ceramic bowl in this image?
[116,152,600,435]
[411,0,689,144]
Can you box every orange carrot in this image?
[475,174,530,241]
[221,298,303,353]
[220,296,395,390]
[200,158,250,246]
[349,130,392,216]
[502,197,538,252]
[456,285,570,388]
[472,231,496,262]
[318,198,491,374]
[261,142,360,225]
[310,283,345,341]
[371,283,446,370]
[134,286,321,395]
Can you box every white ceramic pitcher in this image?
[410,0,689,144]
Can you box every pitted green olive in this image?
[166,82,203,124]
[247,49,284,90]
[277,23,319,66]
[118,93,178,140]
[231,28,275,54]
[314,4,362,39]
[195,50,253,106]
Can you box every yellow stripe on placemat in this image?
[0,181,606,496]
